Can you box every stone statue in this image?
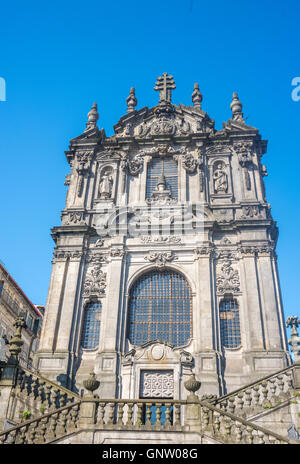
[99,172,113,199]
[213,163,228,193]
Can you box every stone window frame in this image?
[80,299,103,351]
[126,268,193,348]
[218,294,242,350]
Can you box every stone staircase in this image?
[0,367,297,444]
[0,316,299,444]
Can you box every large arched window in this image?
[81,301,102,349]
[219,298,241,348]
[146,158,178,199]
[127,270,192,347]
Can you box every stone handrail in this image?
[215,365,295,418]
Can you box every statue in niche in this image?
[99,167,113,199]
[213,162,228,194]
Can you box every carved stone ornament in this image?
[182,151,198,173]
[76,150,93,197]
[216,259,240,294]
[141,370,174,398]
[83,265,107,297]
[53,250,83,262]
[184,373,201,397]
[194,245,214,259]
[67,211,87,225]
[140,235,181,244]
[110,247,125,258]
[85,252,109,264]
[126,153,143,176]
[144,251,178,268]
[233,142,253,166]
[241,205,261,218]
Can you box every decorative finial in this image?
[8,315,26,360]
[154,72,176,104]
[85,102,99,131]
[286,316,300,363]
[126,87,137,113]
[184,373,201,401]
[230,92,244,121]
[157,173,167,191]
[192,83,203,110]
[83,372,100,398]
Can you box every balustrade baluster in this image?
[155,403,162,427]
[244,390,252,409]
[127,403,134,426]
[261,381,269,406]
[236,393,245,416]
[37,380,46,405]
[228,397,236,415]
[28,422,38,444]
[165,403,171,427]
[117,402,125,425]
[19,425,29,444]
[39,417,49,443]
[213,412,221,433]
[257,430,266,444]
[234,422,243,443]
[97,402,106,425]
[107,402,115,425]
[45,384,52,409]
[202,406,209,428]
[269,378,277,404]
[246,426,255,444]
[50,412,59,437]
[136,402,143,426]
[145,403,152,426]
[70,404,80,429]
[173,403,181,426]
[252,386,260,407]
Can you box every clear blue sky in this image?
[0,0,299,340]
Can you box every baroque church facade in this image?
[35,73,291,402]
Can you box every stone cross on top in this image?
[154,72,176,104]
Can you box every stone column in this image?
[38,259,69,352]
[55,256,82,352]
[239,253,265,350]
[97,240,125,397]
[256,252,285,350]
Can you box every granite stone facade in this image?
[35,74,291,402]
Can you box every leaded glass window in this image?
[128,270,192,346]
[81,301,102,349]
[146,158,178,199]
[219,298,241,349]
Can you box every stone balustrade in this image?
[93,398,184,429]
[215,366,296,418]
[198,399,290,444]
[0,396,291,444]
[6,366,80,424]
[0,401,81,444]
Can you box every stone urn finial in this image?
[230,92,244,121]
[184,373,201,401]
[83,372,100,397]
[8,315,26,361]
[85,102,99,131]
